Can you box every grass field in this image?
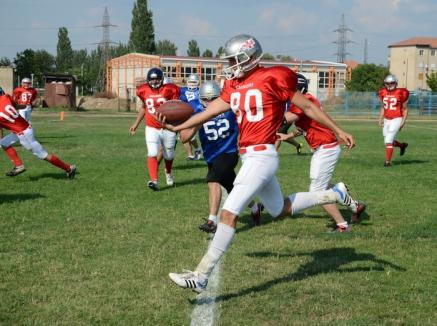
[1,111,436,325]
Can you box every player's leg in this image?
[18,128,76,178]
[191,137,203,160]
[145,126,160,190]
[161,129,177,186]
[199,152,238,233]
[18,107,32,122]
[1,133,25,176]
[170,152,275,292]
[383,118,401,166]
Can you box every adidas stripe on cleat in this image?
[169,270,208,293]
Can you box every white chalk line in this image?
[190,187,227,326]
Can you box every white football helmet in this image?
[163,77,173,85]
[187,74,200,90]
[221,34,263,80]
[384,74,398,91]
[22,77,31,88]
[199,81,221,107]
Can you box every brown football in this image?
[157,100,193,125]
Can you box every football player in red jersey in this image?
[378,74,409,167]
[278,73,366,230]
[0,87,76,178]
[129,68,180,190]
[159,34,355,292]
[13,77,38,122]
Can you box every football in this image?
[157,100,194,125]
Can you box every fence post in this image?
[345,91,349,114]
[428,92,432,116]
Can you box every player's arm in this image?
[277,112,301,141]
[129,106,146,134]
[158,97,230,132]
[378,105,385,127]
[291,92,355,148]
[400,102,408,130]
[180,126,200,143]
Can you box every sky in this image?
[1,0,436,65]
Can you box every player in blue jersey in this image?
[180,80,261,233]
[179,74,203,160]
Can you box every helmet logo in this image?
[241,38,255,51]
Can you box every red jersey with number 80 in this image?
[136,83,180,129]
[0,95,30,133]
[221,66,297,147]
[378,87,409,119]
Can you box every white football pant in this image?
[309,144,341,192]
[0,126,48,159]
[223,144,285,218]
[145,126,176,159]
[383,117,402,144]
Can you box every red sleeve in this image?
[267,66,297,102]
[12,89,20,101]
[220,80,232,103]
[31,89,38,101]
[401,89,409,103]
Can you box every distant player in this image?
[157,34,357,293]
[0,87,76,178]
[279,74,366,229]
[13,77,38,122]
[130,67,180,190]
[179,81,261,233]
[378,74,409,167]
[275,98,304,154]
[179,74,203,160]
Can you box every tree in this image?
[215,46,224,58]
[0,57,11,66]
[129,0,156,54]
[156,40,177,55]
[14,49,55,87]
[56,27,73,72]
[345,64,390,92]
[202,49,213,58]
[426,72,437,92]
[276,55,294,62]
[262,53,275,61]
[187,40,200,57]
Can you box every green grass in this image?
[1,112,436,325]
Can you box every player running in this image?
[130,68,180,190]
[378,74,409,167]
[158,34,357,293]
[278,73,366,228]
[0,87,76,178]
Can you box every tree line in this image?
[1,0,436,93]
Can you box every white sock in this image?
[208,214,218,224]
[289,190,337,215]
[196,223,235,277]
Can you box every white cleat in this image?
[333,182,359,213]
[169,270,208,293]
[165,172,174,186]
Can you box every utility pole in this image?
[95,6,117,93]
[333,14,354,63]
[364,38,369,64]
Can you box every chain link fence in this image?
[322,91,437,117]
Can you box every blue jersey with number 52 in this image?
[193,103,239,164]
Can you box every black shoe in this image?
[66,165,77,179]
[147,181,159,191]
[251,203,264,226]
[199,219,217,233]
[400,143,408,156]
[351,202,366,224]
[296,143,304,155]
[5,165,26,177]
[384,161,392,167]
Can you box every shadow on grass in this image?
[163,177,205,190]
[0,193,45,203]
[28,173,72,181]
[236,207,371,234]
[394,159,428,166]
[206,247,406,303]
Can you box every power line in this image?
[333,14,354,63]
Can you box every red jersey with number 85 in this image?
[136,83,180,129]
[378,87,409,119]
[221,66,297,147]
[0,95,30,133]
